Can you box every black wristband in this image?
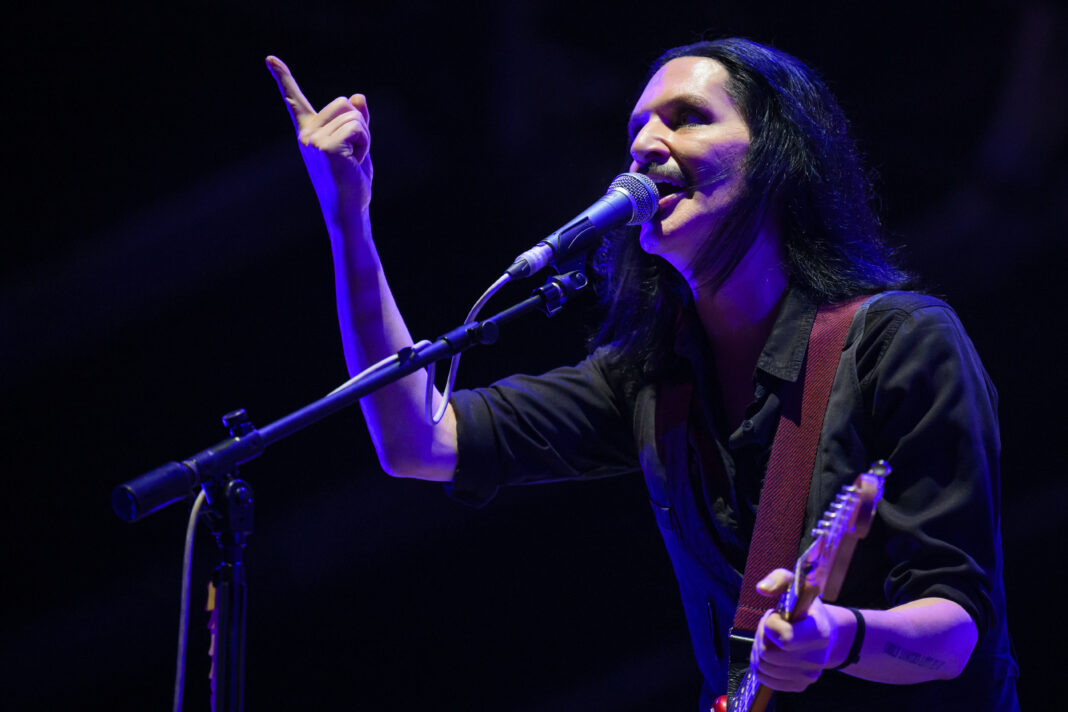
[832,607,865,670]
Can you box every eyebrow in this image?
[628,92,716,135]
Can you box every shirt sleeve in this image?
[861,295,1003,641]
[446,346,641,507]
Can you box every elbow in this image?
[938,657,971,681]
[375,437,455,483]
[894,597,980,681]
[376,450,408,479]
[376,445,425,479]
[365,406,458,481]
[938,617,979,680]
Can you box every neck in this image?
[690,224,789,354]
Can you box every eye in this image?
[676,109,708,127]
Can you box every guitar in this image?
[714,460,891,712]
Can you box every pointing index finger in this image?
[266,55,316,128]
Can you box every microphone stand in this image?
[111,269,590,712]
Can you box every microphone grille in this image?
[610,172,659,225]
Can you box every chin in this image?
[638,227,662,256]
[640,218,718,280]
[640,217,697,251]
[639,227,681,260]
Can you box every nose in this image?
[629,119,670,170]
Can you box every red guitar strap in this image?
[731,295,870,634]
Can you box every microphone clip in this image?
[534,268,589,318]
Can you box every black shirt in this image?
[448,289,1019,709]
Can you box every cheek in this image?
[695,138,749,185]
[670,193,732,235]
[694,148,749,215]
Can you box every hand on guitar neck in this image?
[718,462,886,712]
[718,462,978,712]
[748,568,859,692]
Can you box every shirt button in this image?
[742,419,754,432]
[754,384,766,399]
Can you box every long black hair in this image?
[591,38,912,383]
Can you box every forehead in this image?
[631,56,736,117]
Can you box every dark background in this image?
[2,1,1064,709]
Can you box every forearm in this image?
[265,58,457,482]
[827,597,978,684]
[329,208,457,482]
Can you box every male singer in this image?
[266,37,1018,710]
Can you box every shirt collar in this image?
[674,283,817,385]
[754,285,817,383]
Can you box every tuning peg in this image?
[869,460,891,477]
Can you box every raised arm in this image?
[266,56,456,482]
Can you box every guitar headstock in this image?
[787,460,890,614]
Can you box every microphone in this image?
[506,173,659,279]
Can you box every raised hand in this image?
[266,55,373,223]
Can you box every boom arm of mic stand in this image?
[111,269,589,522]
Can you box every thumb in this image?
[756,568,794,597]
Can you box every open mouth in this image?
[655,181,683,198]
[648,175,689,201]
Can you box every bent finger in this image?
[762,612,795,648]
[753,654,823,679]
[305,110,366,145]
[310,114,370,161]
[317,96,362,125]
[349,93,370,124]
[322,111,366,140]
[330,118,371,162]
[752,664,819,693]
[756,642,826,672]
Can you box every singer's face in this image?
[627,57,750,276]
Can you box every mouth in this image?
[647,177,690,219]
[650,176,687,200]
